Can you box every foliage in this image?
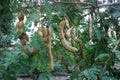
[0,0,120,80]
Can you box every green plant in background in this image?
[0,0,120,80]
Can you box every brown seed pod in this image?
[65,17,70,29]
[65,27,72,39]
[22,33,29,41]
[41,25,48,42]
[37,29,43,38]
[16,21,24,34]
[71,29,83,58]
[47,27,54,71]
[71,29,81,42]
[20,39,26,46]
[32,48,38,54]
[23,45,30,54]
[19,33,28,41]
[20,39,30,54]
[80,43,83,59]
[58,20,78,53]
[89,14,92,40]
[18,12,24,21]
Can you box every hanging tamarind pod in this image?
[79,43,83,59]
[37,29,43,38]
[41,25,48,43]
[64,17,70,29]
[61,57,71,73]
[47,27,54,71]
[18,11,24,21]
[22,33,29,41]
[71,29,83,58]
[65,27,72,39]
[89,14,93,40]
[23,45,30,54]
[20,39,26,46]
[20,39,30,54]
[58,20,78,52]
[16,11,30,54]
[19,33,29,41]
[16,21,24,34]
[32,48,38,54]
[71,29,81,42]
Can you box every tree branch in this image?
[99,38,120,79]
[54,1,120,8]
[54,1,95,7]
[98,2,120,8]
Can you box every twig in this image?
[99,38,120,79]
[98,2,120,8]
[54,1,95,7]
[54,1,120,8]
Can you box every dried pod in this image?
[23,45,30,54]
[89,14,92,40]
[16,21,24,34]
[47,27,54,71]
[22,33,29,41]
[80,43,83,59]
[20,39,26,46]
[58,20,78,52]
[71,29,81,42]
[41,25,48,42]
[71,29,83,58]
[65,27,72,39]
[20,39,30,54]
[37,29,43,38]
[65,17,70,29]
[18,12,24,21]
[19,33,28,41]
[32,48,38,54]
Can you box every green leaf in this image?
[102,76,117,80]
[45,2,52,24]
[38,72,52,80]
[95,53,109,61]
[94,29,101,41]
[82,67,100,80]
[113,50,120,57]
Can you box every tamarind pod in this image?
[58,21,66,40]
[65,27,72,39]
[20,39,26,46]
[61,57,70,72]
[32,48,38,54]
[16,22,19,33]
[89,14,92,40]
[16,21,24,34]
[71,29,81,42]
[64,17,70,29]
[71,39,74,47]
[20,39,30,54]
[58,21,78,52]
[71,29,83,58]
[22,33,29,41]
[37,30,43,38]
[18,12,24,21]
[47,27,54,71]
[23,45,30,54]
[61,39,78,52]
[41,25,48,42]
[79,43,83,59]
